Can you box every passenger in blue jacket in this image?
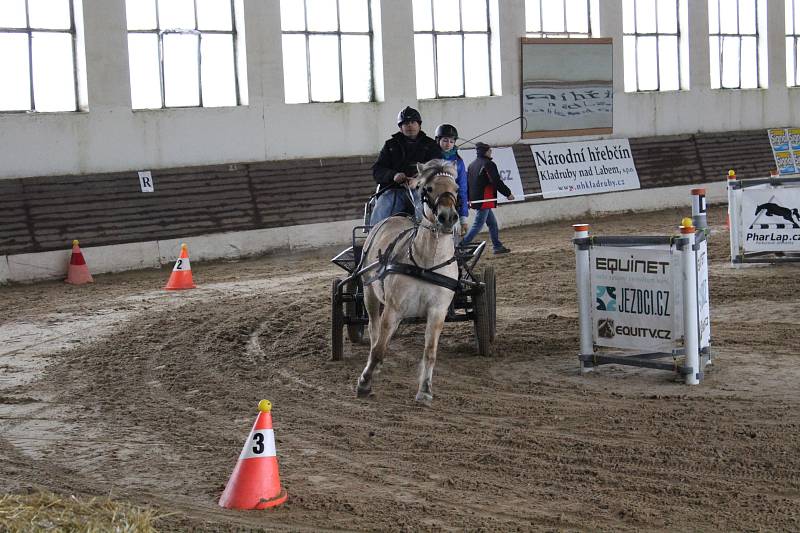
[434,123,469,236]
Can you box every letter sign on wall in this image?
[138,171,154,193]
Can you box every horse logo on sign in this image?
[750,197,800,229]
[597,318,615,338]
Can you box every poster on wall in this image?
[590,246,682,352]
[767,128,800,175]
[459,147,525,205]
[739,187,800,252]
[530,139,640,199]
[521,38,613,139]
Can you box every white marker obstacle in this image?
[573,222,711,385]
[728,173,800,264]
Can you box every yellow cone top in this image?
[72,239,79,246]
[728,169,736,178]
[258,399,272,413]
[681,217,693,228]
[181,243,188,251]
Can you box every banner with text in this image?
[590,246,682,351]
[459,147,525,204]
[531,139,640,199]
[740,187,800,252]
[696,239,710,349]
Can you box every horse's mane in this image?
[417,159,457,183]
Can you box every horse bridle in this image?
[418,172,459,221]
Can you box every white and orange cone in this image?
[219,400,288,509]
[165,243,196,290]
[65,240,93,285]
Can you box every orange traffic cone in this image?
[219,400,288,509]
[165,243,196,290]
[65,240,93,285]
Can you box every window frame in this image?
[623,0,684,92]
[0,0,80,112]
[280,0,376,104]
[708,0,762,89]
[413,0,495,100]
[787,0,800,87]
[525,0,593,38]
[126,0,243,109]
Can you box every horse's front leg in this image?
[357,304,401,398]
[416,308,447,406]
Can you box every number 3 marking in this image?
[252,432,265,454]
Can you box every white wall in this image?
[0,0,797,180]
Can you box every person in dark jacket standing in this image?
[461,142,515,254]
[370,106,442,225]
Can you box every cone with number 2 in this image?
[219,400,288,509]
[165,243,196,290]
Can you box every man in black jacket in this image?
[461,142,515,254]
[369,106,442,225]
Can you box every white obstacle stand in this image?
[727,173,800,264]
[573,223,712,385]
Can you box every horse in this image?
[754,202,800,228]
[356,159,460,405]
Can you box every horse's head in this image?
[413,159,460,232]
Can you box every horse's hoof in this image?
[356,379,373,398]
[415,391,433,406]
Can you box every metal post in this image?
[573,224,593,373]
[691,188,707,231]
[680,225,700,385]
[727,170,740,263]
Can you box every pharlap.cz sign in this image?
[740,188,800,252]
[590,247,682,351]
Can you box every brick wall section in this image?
[0,130,775,255]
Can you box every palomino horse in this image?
[357,159,460,405]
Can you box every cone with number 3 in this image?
[219,400,288,509]
[165,243,196,290]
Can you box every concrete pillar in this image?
[81,0,132,110]
[687,0,711,91]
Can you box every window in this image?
[125,0,246,109]
[0,0,81,112]
[623,0,687,92]
[708,0,767,89]
[525,0,593,38]
[787,0,800,86]
[280,0,376,104]
[413,0,500,99]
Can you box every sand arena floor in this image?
[1,205,798,531]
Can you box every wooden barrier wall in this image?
[0,130,774,255]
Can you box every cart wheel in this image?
[331,279,344,361]
[345,279,365,344]
[483,265,496,343]
[472,271,492,356]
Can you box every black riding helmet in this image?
[397,106,422,126]
[434,123,458,140]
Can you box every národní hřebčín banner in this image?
[739,187,800,252]
[531,139,640,199]
[590,246,683,352]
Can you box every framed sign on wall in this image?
[520,38,613,139]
